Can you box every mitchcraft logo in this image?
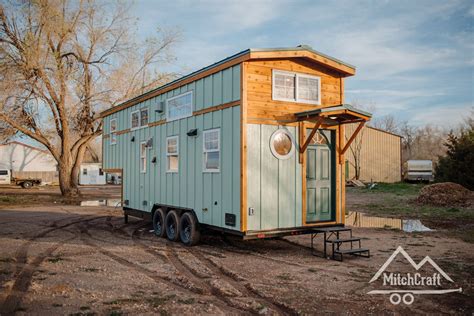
[368,246,462,305]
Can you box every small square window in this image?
[110,118,117,145]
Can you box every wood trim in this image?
[340,124,346,224]
[116,129,130,135]
[148,119,166,127]
[193,100,240,116]
[249,51,355,76]
[298,122,305,164]
[340,121,365,156]
[240,62,248,232]
[300,118,323,154]
[103,168,122,173]
[101,53,250,117]
[301,124,307,226]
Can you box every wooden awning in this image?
[293,104,372,163]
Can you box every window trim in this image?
[166,91,193,122]
[131,110,140,130]
[166,136,179,173]
[110,118,117,145]
[272,69,321,105]
[140,108,149,126]
[140,141,147,173]
[269,128,296,160]
[203,128,220,173]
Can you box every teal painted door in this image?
[306,130,334,222]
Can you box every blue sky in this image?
[131,0,473,128]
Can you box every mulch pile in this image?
[416,182,472,207]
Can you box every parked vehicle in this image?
[0,169,42,188]
[404,160,434,182]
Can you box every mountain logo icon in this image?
[368,246,462,305]
[370,246,453,283]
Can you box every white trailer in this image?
[405,160,434,182]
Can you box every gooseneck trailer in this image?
[101,45,371,246]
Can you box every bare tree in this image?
[346,129,364,180]
[0,0,178,196]
[371,114,399,134]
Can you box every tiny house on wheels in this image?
[101,45,371,246]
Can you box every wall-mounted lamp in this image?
[146,137,153,148]
[151,157,157,163]
[131,136,135,142]
[155,101,165,113]
[187,128,198,137]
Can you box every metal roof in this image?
[295,104,372,119]
[104,45,355,116]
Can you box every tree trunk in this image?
[70,143,88,189]
[58,161,79,197]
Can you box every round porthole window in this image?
[270,129,295,160]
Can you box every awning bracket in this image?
[300,117,323,154]
[340,121,365,156]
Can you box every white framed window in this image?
[272,70,321,105]
[110,118,117,145]
[140,108,149,126]
[131,110,140,129]
[203,129,220,172]
[131,108,148,129]
[140,142,147,173]
[166,91,193,122]
[166,136,179,172]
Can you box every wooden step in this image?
[334,248,369,254]
[326,237,360,244]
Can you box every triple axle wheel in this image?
[152,208,200,246]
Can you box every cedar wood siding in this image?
[102,65,242,231]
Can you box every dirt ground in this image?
[0,185,473,315]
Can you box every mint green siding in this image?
[246,124,303,231]
[103,65,241,231]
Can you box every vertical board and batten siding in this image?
[345,125,402,183]
[246,124,302,231]
[103,65,241,231]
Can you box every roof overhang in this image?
[100,45,356,118]
[249,46,356,77]
[293,104,372,125]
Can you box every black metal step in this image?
[312,226,352,233]
[334,248,369,254]
[326,237,360,243]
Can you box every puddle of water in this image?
[80,199,122,207]
[346,212,432,232]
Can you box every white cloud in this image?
[408,103,471,128]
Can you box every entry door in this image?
[306,130,334,222]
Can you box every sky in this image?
[130,0,473,128]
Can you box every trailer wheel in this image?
[21,181,32,189]
[165,210,180,242]
[179,212,200,246]
[152,208,166,237]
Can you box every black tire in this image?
[179,212,201,246]
[165,210,180,242]
[152,208,166,237]
[22,181,32,189]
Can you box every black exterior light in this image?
[152,157,157,163]
[131,136,135,142]
[187,128,198,137]
[155,101,165,113]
